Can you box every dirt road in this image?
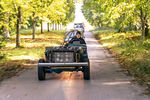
[0,32,149,100]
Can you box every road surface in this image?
[0,32,149,100]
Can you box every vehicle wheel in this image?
[38,59,46,80]
[83,58,90,80]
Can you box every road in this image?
[0,32,149,100]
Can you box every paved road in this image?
[0,32,149,100]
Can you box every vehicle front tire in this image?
[38,59,46,80]
[83,58,90,80]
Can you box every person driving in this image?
[69,31,86,44]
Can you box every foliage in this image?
[0,0,75,36]
[82,0,150,37]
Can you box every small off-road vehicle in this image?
[38,30,90,80]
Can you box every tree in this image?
[16,6,21,47]
[0,0,11,38]
[83,0,150,38]
[0,0,75,46]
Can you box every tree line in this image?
[82,0,150,39]
[0,0,75,47]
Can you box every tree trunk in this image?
[32,12,36,39]
[58,24,60,30]
[60,24,62,30]
[129,22,132,31]
[3,26,10,38]
[134,25,137,31]
[50,23,52,30]
[53,22,55,30]
[57,24,59,30]
[98,23,101,28]
[49,23,51,30]
[59,24,61,30]
[3,13,10,38]
[145,23,149,37]
[55,24,57,30]
[41,20,43,33]
[52,22,54,30]
[47,23,50,32]
[140,8,145,39]
[16,6,21,48]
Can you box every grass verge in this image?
[92,28,150,91]
[0,30,65,81]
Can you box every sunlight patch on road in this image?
[86,44,103,48]
[102,81,130,86]
[85,38,98,42]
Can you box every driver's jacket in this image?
[69,36,86,44]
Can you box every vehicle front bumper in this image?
[38,62,88,67]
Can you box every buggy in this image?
[38,30,90,80]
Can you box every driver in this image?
[69,31,86,44]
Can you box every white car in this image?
[74,23,85,33]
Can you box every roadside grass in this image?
[0,30,65,81]
[20,29,66,35]
[92,28,150,90]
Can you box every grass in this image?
[92,28,150,90]
[20,28,66,35]
[0,29,65,81]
